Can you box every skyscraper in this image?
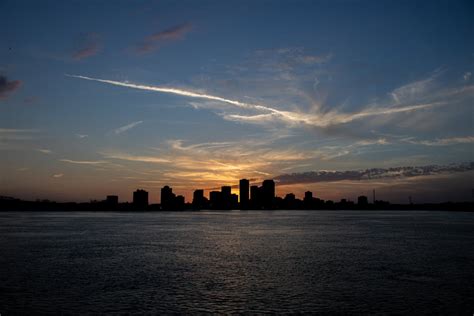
[193,189,205,209]
[133,189,148,209]
[161,186,175,210]
[262,179,275,209]
[221,186,232,209]
[250,185,260,209]
[209,191,221,209]
[304,191,313,209]
[106,195,118,206]
[239,179,249,209]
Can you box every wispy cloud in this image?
[404,136,474,146]
[0,129,38,149]
[0,75,22,100]
[52,173,64,178]
[76,134,88,139]
[102,153,170,164]
[136,23,192,54]
[72,33,101,60]
[390,72,438,104]
[464,72,472,81]
[275,162,474,185]
[37,148,52,154]
[67,74,271,110]
[23,96,39,104]
[100,137,344,185]
[59,159,108,165]
[0,128,38,133]
[68,75,447,128]
[112,120,143,134]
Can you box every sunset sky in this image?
[1,0,473,203]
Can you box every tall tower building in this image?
[193,189,204,209]
[133,189,148,209]
[262,179,275,209]
[239,179,249,209]
[250,185,260,209]
[221,186,232,209]
[161,186,175,210]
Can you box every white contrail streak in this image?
[67,74,271,112]
[67,74,443,128]
[113,120,143,134]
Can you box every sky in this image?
[1,0,473,204]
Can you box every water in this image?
[1,211,473,314]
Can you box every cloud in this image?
[220,101,443,128]
[0,128,38,133]
[68,74,445,128]
[53,173,64,178]
[136,23,192,54]
[390,73,437,104]
[101,137,349,186]
[67,74,264,109]
[0,75,22,99]
[102,153,171,164]
[0,129,38,149]
[464,72,472,81]
[264,47,332,65]
[23,96,39,104]
[72,33,101,60]
[37,149,52,154]
[113,120,143,134]
[76,134,88,139]
[59,159,108,165]
[275,162,474,185]
[404,136,474,146]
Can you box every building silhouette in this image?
[221,186,232,209]
[284,193,298,209]
[239,179,249,209]
[231,193,238,209]
[303,191,313,209]
[133,189,148,209]
[358,195,369,206]
[161,186,175,210]
[192,189,206,210]
[106,195,118,206]
[175,195,185,210]
[250,185,260,209]
[262,179,275,209]
[3,177,470,212]
[210,191,221,209]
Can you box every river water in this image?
[1,210,473,314]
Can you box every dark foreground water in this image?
[1,211,473,314]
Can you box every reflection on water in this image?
[1,211,473,313]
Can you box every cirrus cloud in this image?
[72,33,102,60]
[135,23,192,54]
[275,162,474,185]
[0,75,22,100]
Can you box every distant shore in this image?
[1,197,473,212]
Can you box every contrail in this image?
[113,120,143,134]
[66,74,273,112]
[67,74,443,128]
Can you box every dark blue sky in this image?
[1,0,473,203]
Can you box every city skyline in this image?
[1,0,473,203]
[4,176,472,212]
